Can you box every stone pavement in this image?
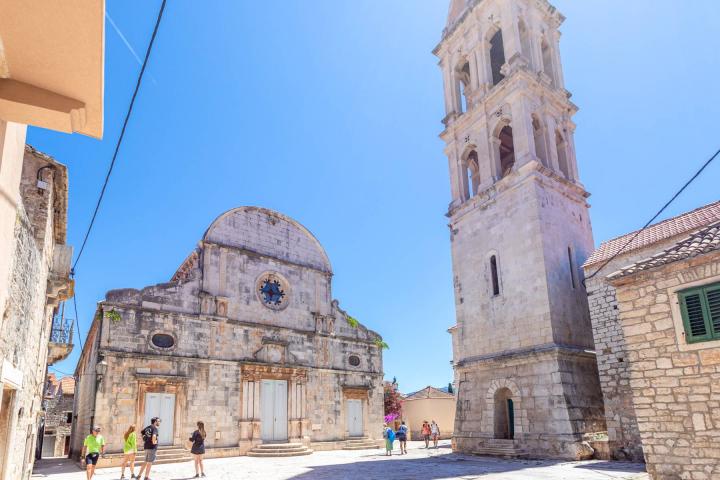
[32,441,649,480]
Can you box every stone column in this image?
[509,95,536,167]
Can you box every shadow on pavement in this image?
[286,454,647,480]
[32,458,82,476]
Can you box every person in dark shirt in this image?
[189,421,207,478]
[137,417,160,480]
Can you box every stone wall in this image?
[610,252,720,480]
[584,237,693,462]
[43,391,73,457]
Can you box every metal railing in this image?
[50,316,73,345]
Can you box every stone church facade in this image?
[71,207,384,462]
[438,0,606,459]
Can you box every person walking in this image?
[81,426,105,480]
[430,420,441,448]
[189,421,207,478]
[396,421,408,455]
[382,423,396,456]
[137,417,160,480]
[120,425,138,479]
[421,420,431,449]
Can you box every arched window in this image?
[499,125,515,177]
[555,130,570,179]
[456,60,471,113]
[532,116,548,166]
[463,150,480,200]
[494,388,514,439]
[490,255,500,296]
[567,246,577,289]
[541,38,554,85]
[489,30,505,86]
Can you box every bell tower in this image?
[437,0,606,458]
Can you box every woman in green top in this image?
[120,424,137,479]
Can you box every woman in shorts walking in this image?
[120,424,137,479]
[421,420,431,448]
[189,421,207,478]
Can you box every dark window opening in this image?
[499,126,515,177]
[457,60,471,113]
[489,30,506,86]
[151,333,175,349]
[490,255,500,296]
[65,412,72,424]
[567,247,577,289]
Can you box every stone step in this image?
[473,446,527,458]
[247,442,313,457]
[253,443,305,449]
[247,449,313,458]
[343,444,380,450]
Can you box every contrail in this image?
[106,11,158,85]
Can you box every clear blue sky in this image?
[29,1,719,394]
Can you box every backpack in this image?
[387,429,396,442]
[142,425,153,443]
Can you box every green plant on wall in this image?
[347,315,359,328]
[374,339,389,350]
[105,309,122,323]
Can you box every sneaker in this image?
[201,475,207,478]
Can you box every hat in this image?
[92,426,101,432]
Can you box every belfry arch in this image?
[483,379,527,439]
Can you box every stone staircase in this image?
[247,443,313,457]
[472,439,526,458]
[343,437,380,450]
[139,446,192,465]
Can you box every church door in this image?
[144,393,175,445]
[346,399,363,437]
[261,380,288,442]
[507,398,515,439]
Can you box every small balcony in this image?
[47,316,73,365]
[47,245,74,308]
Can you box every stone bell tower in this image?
[437,0,606,459]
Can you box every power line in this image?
[72,0,168,273]
[48,366,75,377]
[584,146,720,285]
[72,290,85,354]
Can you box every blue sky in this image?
[30,1,719,393]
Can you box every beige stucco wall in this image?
[403,397,455,440]
[611,252,720,480]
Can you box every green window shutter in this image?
[704,285,720,340]
[679,289,712,343]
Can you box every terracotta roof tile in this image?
[584,200,720,267]
[608,220,720,280]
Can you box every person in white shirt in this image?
[430,420,440,448]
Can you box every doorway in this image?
[346,399,363,437]
[144,393,175,445]
[493,387,514,440]
[260,380,288,442]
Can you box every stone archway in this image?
[482,379,527,438]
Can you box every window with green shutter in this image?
[678,282,720,343]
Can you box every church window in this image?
[348,355,360,367]
[499,125,515,177]
[259,278,285,306]
[65,412,72,424]
[490,255,500,296]
[678,281,720,344]
[555,130,570,179]
[541,38,554,85]
[151,333,175,349]
[489,30,506,86]
[456,60,471,113]
[464,150,480,200]
[567,247,577,289]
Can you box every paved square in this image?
[32,441,649,480]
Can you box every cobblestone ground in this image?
[32,441,649,480]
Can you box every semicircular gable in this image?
[203,206,332,273]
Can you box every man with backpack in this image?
[382,423,396,456]
[137,417,161,480]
